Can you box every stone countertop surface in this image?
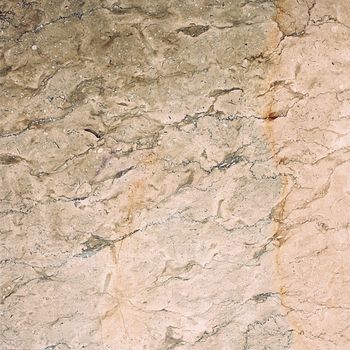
[1,0,349,349]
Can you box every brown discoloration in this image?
[176,24,210,37]
[126,179,146,224]
[262,20,350,345]
[273,0,310,36]
[122,154,158,227]
[0,154,24,165]
[265,112,281,121]
[262,103,292,294]
[263,107,304,348]
[261,7,303,346]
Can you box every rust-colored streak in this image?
[261,6,306,348]
[263,106,303,347]
[126,179,145,225]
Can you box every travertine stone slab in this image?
[0,1,349,349]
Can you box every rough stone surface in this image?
[0,1,349,349]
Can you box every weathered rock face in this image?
[1,1,349,349]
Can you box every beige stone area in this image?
[1,0,349,349]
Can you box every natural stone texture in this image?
[0,0,349,349]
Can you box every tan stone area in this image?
[1,0,349,349]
